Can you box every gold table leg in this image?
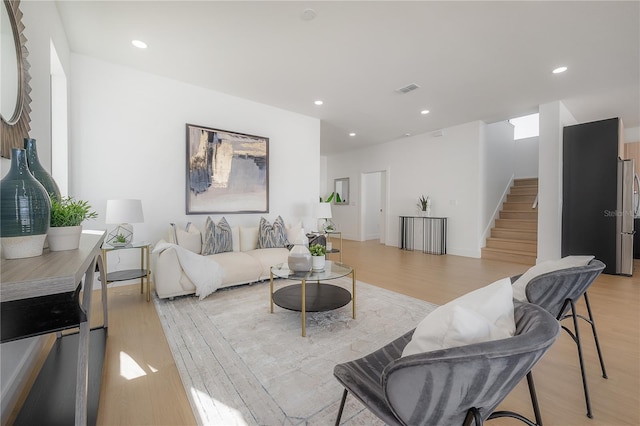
[301,278,306,337]
[352,269,356,319]
[270,271,274,313]
[145,245,151,302]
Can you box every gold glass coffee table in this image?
[270,261,356,337]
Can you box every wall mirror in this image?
[1,0,31,158]
[334,177,349,205]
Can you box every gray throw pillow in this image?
[202,217,233,255]
[257,216,288,248]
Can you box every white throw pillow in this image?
[175,223,202,254]
[231,227,240,252]
[401,278,515,357]
[240,227,259,252]
[512,255,595,302]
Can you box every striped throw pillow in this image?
[257,216,288,248]
[202,217,233,255]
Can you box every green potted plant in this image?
[111,233,128,246]
[309,243,326,271]
[320,192,342,204]
[47,196,98,251]
[417,195,431,216]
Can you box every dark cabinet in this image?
[562,118,621,275]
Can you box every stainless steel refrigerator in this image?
[616,158,635,275]
[563,117,634,275]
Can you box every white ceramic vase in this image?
[47,225,82,251]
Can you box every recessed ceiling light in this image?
[349,132,356,137]
[404,133,411,137]
[552,66,567,74]
[132,40,147,49]
[420,110,430,115]
[301,8,317,21]
[314,100,323,106]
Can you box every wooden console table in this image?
[399,216,447,255]
[1,231,107,425]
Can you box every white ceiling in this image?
[55,1,640,155]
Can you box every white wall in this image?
[514,136,540,178]
[0,2,71,420]
[537,101,577,262]
[326,121,483,257]
[480,121,515,244]
[624,126,640,143]
[69,54,320,272]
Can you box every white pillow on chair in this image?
[402,277,515,357]
[512,255,595,302]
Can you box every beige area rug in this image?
[153,278,437,425]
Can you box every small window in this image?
[509,113,539,140]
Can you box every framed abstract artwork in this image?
[186,123,269,214]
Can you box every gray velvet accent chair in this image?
[333,302,560,426]
[510,259,607,419]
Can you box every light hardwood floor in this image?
[13,240,639,425]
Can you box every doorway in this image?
[360,170,388,244]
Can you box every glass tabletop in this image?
[271,261,352,280]
[101,241,150,250]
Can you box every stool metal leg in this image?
[560,299,593,419]
[583,292,608,379]
[335,389,348,426]
[526,372,543,426]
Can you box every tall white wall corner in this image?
[537,101,577,263]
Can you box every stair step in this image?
[514,178,539,186]
[491,228,537,241]
[486,237,537,252]
[481,247,536,265]
[483,178,539,265]
[507,194,536,203]
[500,211,538,220]
[502,202,537,211]
[510,186,538,196]
[495,219,538,230]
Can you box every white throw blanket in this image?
[153,242,224,300]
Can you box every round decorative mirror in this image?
[1,0,31,158]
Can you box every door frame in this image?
[359,169,390,244]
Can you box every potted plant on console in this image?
[310,243,326,271]
[48,196,98,251]
[417,195,431,217]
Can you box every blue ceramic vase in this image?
[24,138,61,201]
[0,148,51,258]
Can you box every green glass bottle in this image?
[24,138,61,201]
[0,148,51,258]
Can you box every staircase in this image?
[481,178,538,265]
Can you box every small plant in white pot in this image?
[310,243,326,271]
[417,195,431,216]
[48,196,98,251]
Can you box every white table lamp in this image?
[316,202,335,233]
[105,199,144,245]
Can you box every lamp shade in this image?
[316,202,332,219]
[105,199,144,224]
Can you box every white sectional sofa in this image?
[152,221,300,299]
